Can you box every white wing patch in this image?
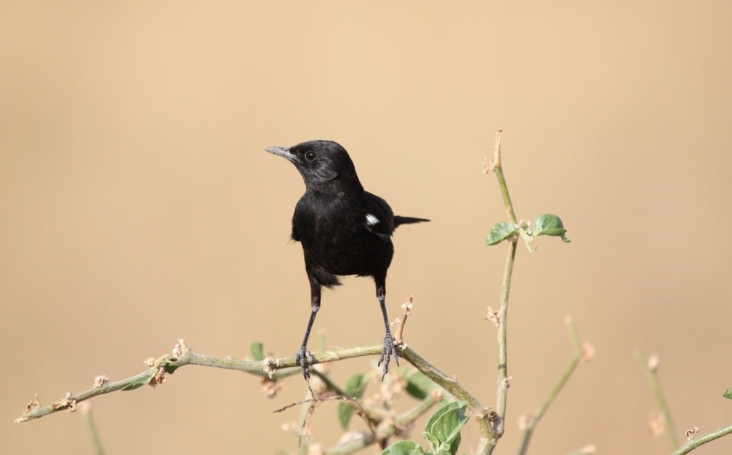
[366,214,380,225]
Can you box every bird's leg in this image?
[375,276,398,380]
[296,276,321,380]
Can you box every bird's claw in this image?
[295,346,315,380]
[377,332,399,380]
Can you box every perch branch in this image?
[15,343,382,423]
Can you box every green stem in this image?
[485,130,519,455]
[494,239,516,441]
[670,424,732,455]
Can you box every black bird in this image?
[264,140,429,380]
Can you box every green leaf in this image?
[400,367,439,400]
[533,213,570,243]
[485,222,518,246]
[422,401,469,454]
[379,440,428,455]
[338,374,368,429]
[250,342,264,361]
[723,388,732,399]
[121,372,154,391]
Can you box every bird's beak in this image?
[264,146,296,162]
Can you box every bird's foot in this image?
[377,332,400,380]
[295,346,315,380]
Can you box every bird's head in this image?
[265,140,362,192]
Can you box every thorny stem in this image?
[636,350,679,448]
[518,318,585,455]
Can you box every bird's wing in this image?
[291,195,317,242]
[362,192,395,241]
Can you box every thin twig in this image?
[319,392,442,455]
[669,424,732,455]
[517,317,588,455]
[281,374,443,455]
[636,350,679,448]
[311,369,348,397]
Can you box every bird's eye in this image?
[305,151,316,161]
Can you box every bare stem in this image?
[518,318,586,455]
[485,129,519,454]
[491,237,517,450]
[635,350,679,448]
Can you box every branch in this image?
[15,340,474,428]
[15,342,382,423]
[485,129,518,454]
[400,347,496,454]
[669,424,732,455]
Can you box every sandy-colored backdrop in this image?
[3,2,732,454]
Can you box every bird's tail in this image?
[393,216,430,228]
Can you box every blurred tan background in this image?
[3,2,732,454]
